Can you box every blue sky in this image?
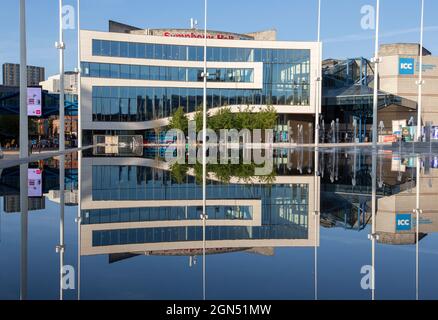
[1,0,437,81]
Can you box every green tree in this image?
[194,106,206,133]
[168,106,189,135]
[170,163,189,184]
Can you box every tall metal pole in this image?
[76,0,82,300]
[19,163,28,300]
[57,0,66,301]
[372,0,381,150]
[416,0,425,141]
[19,0,28,160]
[201,0,208,302]
[314,0,322,300]
[58,155,65,300]
[415,156,421,300]
[58,0,65,152]
[370,4,381,297]
[313,151,319,300]
[77,0,82,149]
[19,0,29,301]
[314,0,322,146]
[370,152,377,300]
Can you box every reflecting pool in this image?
[1,147,438,300]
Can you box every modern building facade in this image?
[321,43,438,142]
[2,63,45,87]
[379,43,438,125]
[80,21,321,145]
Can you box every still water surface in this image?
[1,147,438,299]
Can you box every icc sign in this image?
[396,213,412,231]
[399,58,415,75]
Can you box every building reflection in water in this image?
[79,152,320,256]
[6,146,438,299]
[78,148,320,298]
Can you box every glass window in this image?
[140,66,149,80]
[196,69,203,82]
[102,98,111,116]
[110,41,120,57]
[221,47,229,62]
[213,47,221,61]
[92,39,101,56]
[254,49,262,62]
[207,68,216,81]
[272,49,279,63]
[90,63,100,77]
[219,68,226,82]
[188,88,196,112]
[179,46,187,61]
[102,86,111,98]
[110,64,120,78]
[101,40,110,56]
[118,87,127,98]
[170,67,179,81]
[100,63,110,78]
[162,45,170,60]
[138,43,146,58]
[146,44,154,59]
[128,42,137,58]
[129,98,137,116]
[159,66,167,81]
[178,67,186,81]
[188,68,197,82]
[197,47,204,61]
[188,46,197,61]
[118,42,127,57]
[81,62,90,76]
[179,88,188,111]
[120,65,130,78]
[110,98,119,120]
[262,49,270,63]
[154,44,162,60]
[170,46,180,60]
[131,65,140,79]
[229,47,237,62]
[120,98,129,115]
[206,47,214,62]
[150,66,159,80]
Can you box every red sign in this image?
[163,31,236,40]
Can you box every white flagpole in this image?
[202,0,208,302]
[58,0,65,152]
[19,0,28,160]
[415,157,421,300]
[370,2,381,299]
[57,0,66,301]
[415,1,425,301]
[417,0,425,141]
[19,1,29,301]
[77,0,82,149]
[76,0,82,301]
[315,0,321,146]
[372,0,380,150]
[314,0,322,301]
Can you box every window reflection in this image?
[82,62,255,83]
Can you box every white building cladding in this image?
[80,25,321,143]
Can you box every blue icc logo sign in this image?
[396,213,412,231]
[399,58,415,75]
